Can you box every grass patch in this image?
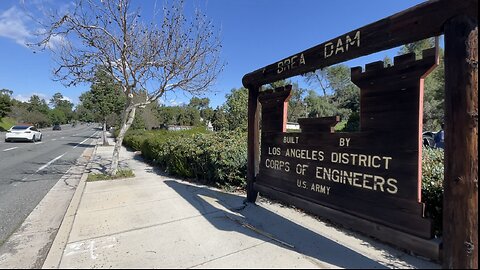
[0,117,15,132]
[87,169,135,182]
[334,119,347,131]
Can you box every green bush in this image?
[123,129,161,150]
[122,128,247,189]
[421,146,444,237]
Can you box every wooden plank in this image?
[259,86,292,133]
[443,15,478,269]
[298,116,340,133]
[247,85,261,202]
[242,0,477,87]
[261,132,418,152]
[254,183,440,260]
[255,177,431,238]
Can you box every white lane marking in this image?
[61,137,65,139]
[51,138,57,141]
[34,142,44,145]
[73,132,99,149]
[36,153,66,173]
[18,131,99,181]
[3,147,18,152]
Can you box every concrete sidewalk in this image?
[42,135,440,269]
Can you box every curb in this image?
[41,143,99,269]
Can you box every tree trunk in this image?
[110,106,137,176]
[102,120,109,146]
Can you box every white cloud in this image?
[13,94,30,102]
[46,33,67,50]
[61,96,72,102]
[13,92,48,103]
[0,6,33,47]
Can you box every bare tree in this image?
[33,0,224,175]
[303,69,330,97]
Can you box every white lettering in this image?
[296,164,309,175]
[339,138,350,147]
[324,42,335,58]
[324,31,361,59]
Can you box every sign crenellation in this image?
[257,48,438,239]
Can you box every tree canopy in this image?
[34,0,224,174]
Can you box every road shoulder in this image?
[0,144,95,269]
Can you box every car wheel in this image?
[39,135,42,141]
[5,139,9,142]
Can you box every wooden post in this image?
[246,85,260,203]
[443,15,478,269]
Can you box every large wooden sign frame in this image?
[242,0,477,267]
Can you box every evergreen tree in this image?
[399,38,445,130]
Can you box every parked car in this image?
[53,124,62,131]
[422,131,436,148]
[5,125,43,142]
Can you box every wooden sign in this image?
[244,0,478,265]
[256,49,436,239]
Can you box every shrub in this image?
[421,146,444,237]
[124,129,247,189]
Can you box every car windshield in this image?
[11,126,30,130]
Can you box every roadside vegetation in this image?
[87,169,135,182]
[121,127,247,191]
[0,89,76,129]
[421,147,444,237]
[0,117,15,132]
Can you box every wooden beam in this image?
[242,0,477,87]
[443,15,478,269]
[246,85,261,203]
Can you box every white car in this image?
[5,125,43,142]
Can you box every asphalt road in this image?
[0,124,100,246]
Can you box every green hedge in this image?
[123,128,247,189]
[421,146,444,237]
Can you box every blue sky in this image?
[0,0,426,109]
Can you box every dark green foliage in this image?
[224,87,248,131]
[0,90,13,118]
[341,111,360,132]
[79,68,126,126]
[49,92,75,123]
[421,147,444,237]
[156,105,202,128]
[304,90,343,118]
[49,108,67,125]
[123,129,247,189]
[211,107,228,131]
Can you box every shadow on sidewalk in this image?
[164,180,397,269]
